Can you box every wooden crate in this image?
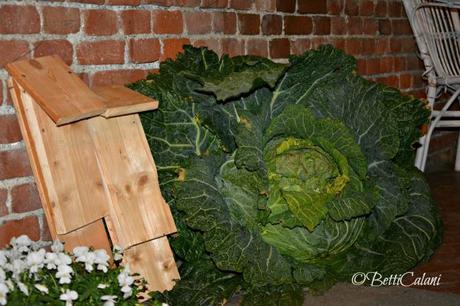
[7,56,179,292]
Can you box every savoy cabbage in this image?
[130,45,442,306]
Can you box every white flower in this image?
[60,289,78,306]
[4,280,13,291]
[94,250,110,273]
[55,264,73,284]
[0,251,8,266]
[17,281,29,296]
[11,235,32,253]
[26,249,46,273]
[118,270,134,299]
[97,283,108,289]
[51,240,64,253]
[72,246,89,258]
[0,269,5,282]
[101,295,117,306]
[11,259,26,278]
[34,284,49,294]
[112,245,123,261]
[0,283,9,305]
[45,252,71,270]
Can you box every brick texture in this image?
[0,0,435,245]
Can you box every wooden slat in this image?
[6,56,106,125]
[93,85,158,118]
[14,83,109,234]
[124,237,179,292]
[58,219,112,257]
[89,115,177,248]
[9,79,58,239]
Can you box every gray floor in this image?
[227,282,460,306]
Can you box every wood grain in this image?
[14,83,109,234]
[6,56,106,125]
[93,85,158,118]
[124,237,179,292]
[90,115,177,248]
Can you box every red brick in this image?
[77,41,125,65]
[246,39,268,57]
[129,39,161,63]
[362,38,375,55]
[270,38,290,59]
[11,183,41,213]
[366,58,381,75]
[41,217,52,242]
[0,6,40,34]
[0,216,40,248]
[0,150,32,180]
[143,0,174,5]
[392,19,412,35]
[330,38,346,51]
[152,10,183,34]
[34,40,73,65]
[331,17,346,35]
[380,75,399,88]
[0,81,3,105]
[175,0,202,7]
[345,38,363,56]
[161,38,190,61]
[221,38,245,57]
[238,13,260,35]
[375,0,387,17]
[106,0,141,4]
[69,0,105,3]
[192,39,221,54]
[213,12,237,34]
[122,10,151,34]
[394,57,407,71]
[255,0,275,11]
[201,0,228,8]
[380,57,394,73]
[388,1,403,17]
[262,14,282,35]
[0,115,22,144]
[357,58,367,75]
[314,17,331,35]
[0,189,7,217]
[276,0,295,13]
[363,18,379,35]
[291,39,311,55]
[91,69,147,86]
[401,38,417,53]
[285,16,313,35]
[399,74,412,89]
[345,0,359,16]
[298,0,327,14]
[348,17,363,35]
[375,37,389,54]
[390,39,402,53]
[310,37,330,49]
[185,12,212,34]
[379,19,392,35]
[328,0,343,15]
[84,10,117,36]
[360,0,374,16]
[230,0,253,10]
[43,7,80,34]
[0,40,29,68]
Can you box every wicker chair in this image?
[403,0,460,171]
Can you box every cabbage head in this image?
[130,46,442,306]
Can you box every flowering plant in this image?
[0,235,164,305]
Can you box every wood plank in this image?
[93,85,158,118]
[9,79,58,239]
[58,219,112,257]
[6,56,106,125]
[89,115,177,248]
[124,237,179,292]
[15,83,109,234]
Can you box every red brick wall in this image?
[0,0,426,246]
